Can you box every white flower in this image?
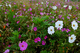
[63,5,67,8]
[52,6,57,10]
[68,5,72,10]
[76,43,79,45]
[36,3,38,6]
[6,3,8,6]
[41,2,43,4]
[48,26,55,35]
[71,20,78,30]
[55,21,63,30]
[0,5,2,6]
[69,34,76,43]
[9,4,11,8]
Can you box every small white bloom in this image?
[63,5,67,8]
[9,4,11,8]
[76,43,79,45]
[48,26,55,35]
[68,5,72,10]
[36,3,38,6]
[69,34,76,43]
[71,20,78,30]
[52,6,57,10]
[55,21,63,30]
[6,3,8,6]
[41,2,43,4]
[0,5,2,6]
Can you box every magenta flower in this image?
[8,45,11,47]
[61,28,66,32]
[66,29,70,33]
[13,15,15,18]
[67,16,70,19]
[37,37,41,42]
[19,35,21,39]
[59,15,62,19]
[29,8,32,11]
[17,21,20,24]
[33,27,37,31]
[4,49,10,53]
[23,5,25,7]
[5,12,7,14]
[19,41,28,51]
[44,36,47,39]
[42,41,46,45]
[18,28,21,31]
[34,38,38,43]
[40,12,44,15]
[52,16,54,19]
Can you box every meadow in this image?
[0,0,80,53]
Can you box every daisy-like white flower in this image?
[0,5,2,7]
[63,5,67,8]
[55,21,63,30]
[48,26,55,35]
[71,20,78,30]
[9,4,11,8]
[41,2,43,4]
[69,34,76,43]
[52,6,57,10]
[68,5,72,10]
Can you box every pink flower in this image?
[5,12,7,14]
[17,21,20,24]
[67,16,70,19]
[37,37,41,42]
[58,15,62,19]
[8,45,11,47]
[4,49,10,53]
[18,28,21,31]
[19,35,21,39]
[34,38,38,43]
[66,29,70,33]
[40,12,44,15]
[29,8,32,11]
[13,15,15,18]
[19,41,28,51]
[33,27,37,31]
[23,5,25,7]
[44,36,47,39]
[52,16,54,19]
[42,41,46,45]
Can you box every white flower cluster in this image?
[48,20,78,43]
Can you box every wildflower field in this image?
[0,0,80,53]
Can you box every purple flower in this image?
[19,41,28,51]
[40,12,44,15]
[59,15,62,19]
[62,17,64,20]
[44,36,47,39]
[19,35,21,39]
[5,12,7,14]
[61,28,66,32]
[27,25,29,27]
[77,21,80,23]
[67,16,70,19]
[17,21,20,24]
[34,38,38,43]
[52,16,54,19]
[37,37,41,42]
[8,45,11,47]
[23,9,26,11]
[4,49,10,53]
[76,7,79,9]
[23,5,25,7]
[14,2,16,5]
[18,28,21,31]
[13,15,15,18]
[66,29,70,33]
[42,41,46,45]
[33,27,37,31]
[29,8,32,11]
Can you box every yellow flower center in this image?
[71,37,73,40]
[73,24,75,27]
[50,29,52,31]
[59,24,61,26]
